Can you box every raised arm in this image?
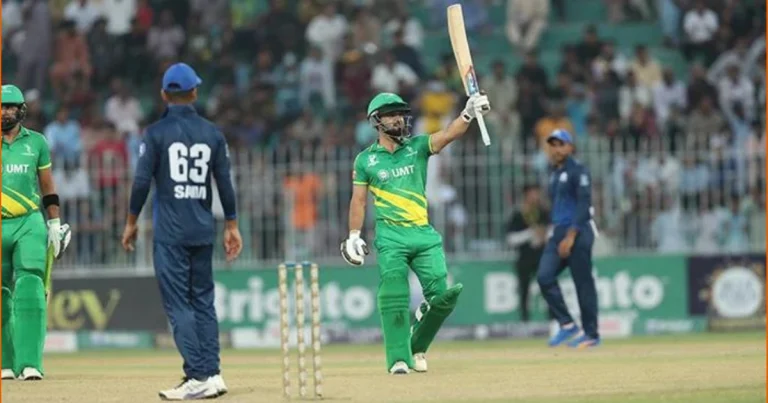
[429,93,490,154]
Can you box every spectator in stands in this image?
[594,71,621,124]
[147,9,185,61]
[45,106,83,166]
[338,50,372,112]
[686,95,725,150]
[134,0,153,32]
[350,6,381,51]
[251,49,278,88]
[273,52,302,120]
[104,78,143,131]
[566,84,591,138]
[258,0,301,62]
[22,89,45,130]
[591,40,628,82]
[559,45,588,83]
[682,0,719,66]
[283,159,323,259]
[119,18,151,85]
[383,5,424,49]
[287,109,324,147]
[650,194,689,253]
[618,70,652,123]
[718,64,755,124]
[516,50,548,93]
[625,102,658,145]
[88,17,119,87]
[62,71,97,111]
[391,29,423,78]
[576,24,603,67]
[652,68,687,127]
[417,78,457,135]
[89,121,129,218]
[484,60,520,142]
[686,63,718,112]
[190,0,228,32]
[101,0,135,35]
[658,0,682,46]
[14,0,52,93]
[299,46,336,112]
[534,99,573,147]
[370,50,417,98]
[305,2,348,62]
[629,44,662,87]
[707,37,749,83]
[64,0,103,35]
[722,194,749,253]
[51,20,93,97]
[505,0,549,53]
[516,78,547,148]
[692,192,728,253]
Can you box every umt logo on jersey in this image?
[4,164,30,174]
[377,164,415,181]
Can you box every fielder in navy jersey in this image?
[121,63,243,401]
[537,129,600,348]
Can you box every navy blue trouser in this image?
[536,226,599,339]
[154,242,220,380]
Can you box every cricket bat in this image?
[447,3,491,146]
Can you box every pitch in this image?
[2,332,764,403]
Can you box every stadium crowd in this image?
[1,0,765,265]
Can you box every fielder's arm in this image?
[429,117,472,154]
[348,184,367,233]
[38,167,59,220]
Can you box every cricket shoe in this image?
[1,369,15,380]
[18,368,43,381]
[210,375,228,396]
[158,377,219,401]
[389,361,410,375]
[548,324,580,347]
[568,335,601,349]
[412,353,427,373]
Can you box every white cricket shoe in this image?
[18,368,43,381]
[412,353,427,373]
[1,369,15,380]
[210,375,228,396]
[158,377,219,401]
[389,361,410,375]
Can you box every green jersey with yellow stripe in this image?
[2,126,52,219]
[353,134,434,227]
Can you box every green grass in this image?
[3,332,765,402]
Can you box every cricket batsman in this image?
[537,129,600,348]
[1,84,71,380]
[121,63,242,400]
[341,91,490,374]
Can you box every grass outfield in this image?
[2,332,765,402]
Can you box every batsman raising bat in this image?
[342,91,490,374]
[1,85,71,381]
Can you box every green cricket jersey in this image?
[353,134,434,227]
[1,126,51,219]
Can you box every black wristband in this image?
[42,194,60,209]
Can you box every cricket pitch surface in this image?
[3,332,764,403]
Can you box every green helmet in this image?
[366,92,412,142]
[1,84,27,132]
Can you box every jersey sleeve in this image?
[414,134,435,157]
[212,133,237,220]
[37,135,52,170]
[352,153,369,186]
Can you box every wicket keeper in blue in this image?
[121,63,243,400]
[537,129,600,348]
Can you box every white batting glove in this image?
[47,219,72,259]
[460,92,491,122]
[340,230,369,266]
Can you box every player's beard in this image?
[1,118,18,133]
[381,116,412,144]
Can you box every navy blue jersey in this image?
[129,105,237,246]
[548,157,595,233]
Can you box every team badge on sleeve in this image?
[139,143,146,157]
[580,174,589,187]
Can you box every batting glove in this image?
[340,230,369,266]
[460,92,492,122]
[47,219,72,259]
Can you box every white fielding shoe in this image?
[210,375,228,396]
[18,368,43,381]
[389,361,410,375]
[1,369,15,380]
[158,377,219,401]
[412,353,427,373]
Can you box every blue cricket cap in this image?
[162,63,202,93]
[546,129,573,145]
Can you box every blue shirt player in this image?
[121,63,242,400]
[537,129,600,348]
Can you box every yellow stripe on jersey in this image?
[5,187,38,210]
[2,192,31,217]
[38,163,52,170]
[399,188,428,205]
[369,186,428,226]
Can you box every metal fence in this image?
[52,132,766,274]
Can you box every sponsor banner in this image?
[687,254,766,331]
[44,331,78,353]
[643,318,708,335]
[215,257,690,339]
[77,331,154,350]
[47,277,168,332]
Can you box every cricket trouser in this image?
[374,223,463,370]
[1,212,48,374]
[536,226,598,338]
[153,242,221,380]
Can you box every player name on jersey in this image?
[174,184,207,200]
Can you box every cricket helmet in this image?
[366,92,412,142]
[1,85,27,132]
